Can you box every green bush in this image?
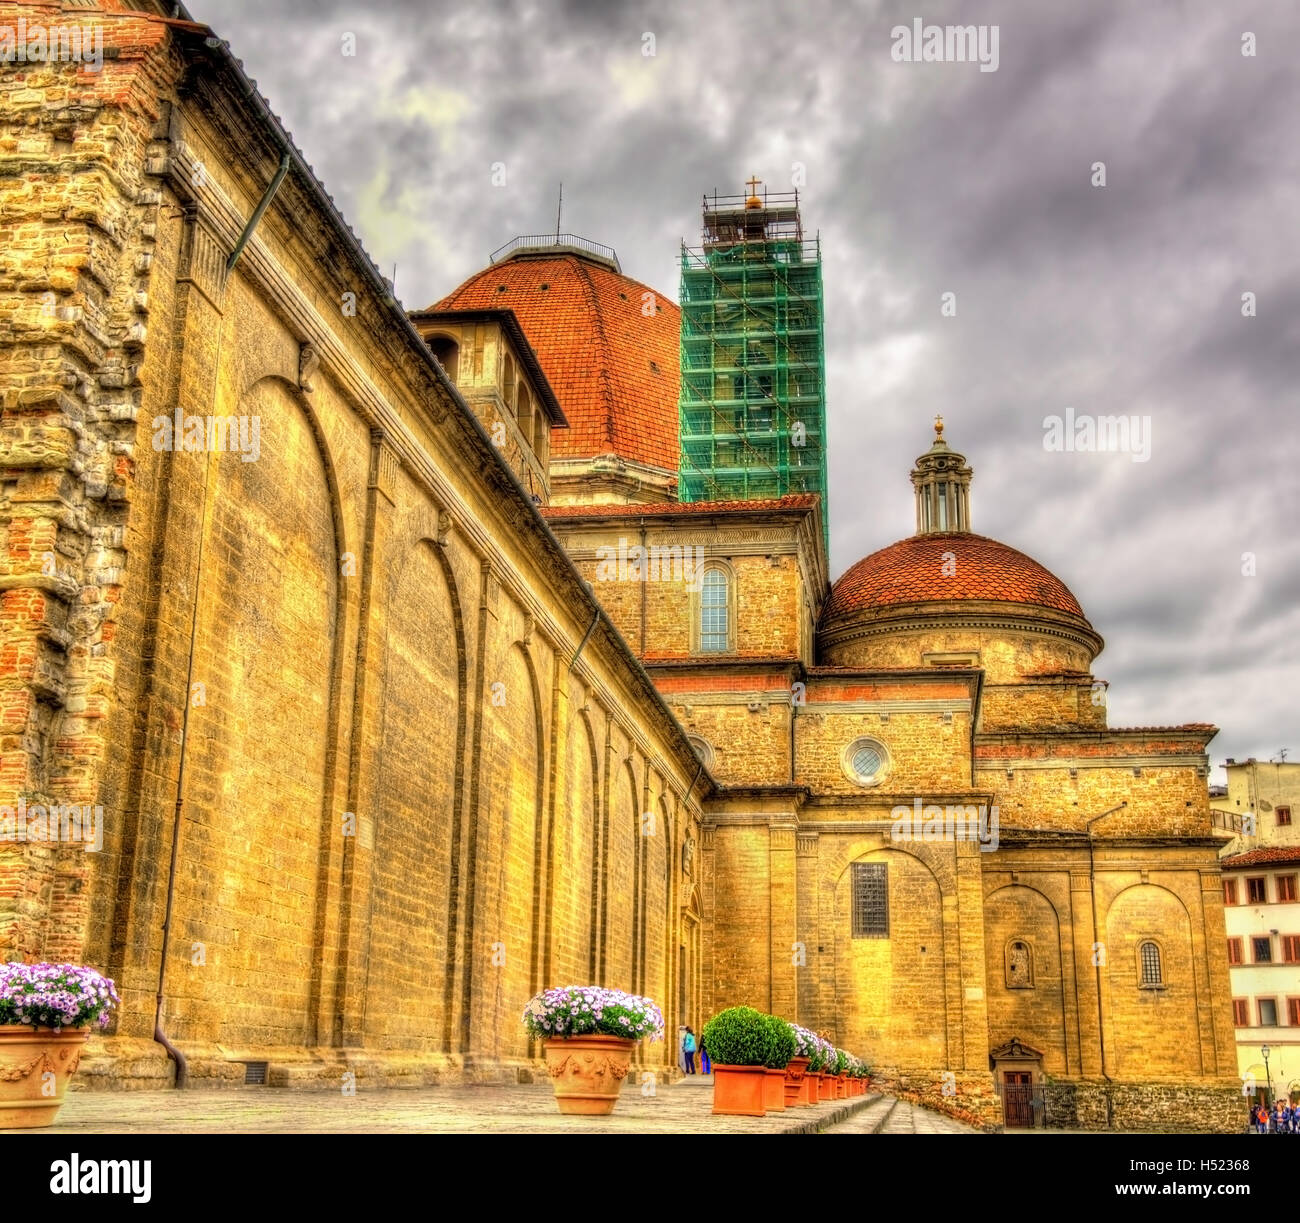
[762,1014,797,1070]
[702,1006,771,1067]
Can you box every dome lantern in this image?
[911,415,973,534]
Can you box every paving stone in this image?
[10,1081,876,1136]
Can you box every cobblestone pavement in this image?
[14,1080,882,1136]
[824,1096,979,1135]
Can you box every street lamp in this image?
[1262,1045,1271,1108]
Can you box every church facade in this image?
[0,0,1237,1129]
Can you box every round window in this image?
[843,737,890,787]
[687,735,715,768]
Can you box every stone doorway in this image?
[990,1036,1045,1129]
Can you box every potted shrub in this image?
[761,1014,795,1113]
[523,986,663,1115]
[834,1049,849,1098]
[806,1035,830,1103]
[785,1024,815,1107]
[818,1039,838,1101]
[702,1006,771,1116]
[0,962,118,1129]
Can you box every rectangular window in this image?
[1278,875,1297,902]
[1278,806,1292,826]
[1232,999,1249,1026]
[851,862,889,938]
[1288,998,1300,1026]
[1253,936,1273,964]
[1258,998,1278,1027]
[1224,878,1238,906]
[1247,877,1268,903]
[1282,935,1300,963]
[1227,937,1244,965]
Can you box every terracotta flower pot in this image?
[543,1034,635,1115]
[819,1071,837,1102]
[763,1067,786,1112]
[783,1055,810,1107]
[836,1075,848,1099]
[0,1026,88,1129]
[712,1064,766,1116]
[803,1071,820,1104]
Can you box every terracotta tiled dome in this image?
[825,532,1086,621]
[433,252,680,473]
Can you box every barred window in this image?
[1139,941,1162,986]
[700,567,730,652]
[852,863,888,938]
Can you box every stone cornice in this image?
[819,601,1103,660]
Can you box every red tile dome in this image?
[433,250,680,474]
[825,532,1086,621]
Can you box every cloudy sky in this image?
[192,0,1299,776]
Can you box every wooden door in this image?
[1004,1071,1034,1128]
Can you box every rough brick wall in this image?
[556,522,807,661]
[0,1,174,969]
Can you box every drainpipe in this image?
[567,601,601,673]
[1087,802,1127,1127]
[153,150,293,1087]
[638,521,647,657]
[225,153,290,274]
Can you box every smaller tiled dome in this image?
[825,532,1086,621]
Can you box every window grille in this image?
[852,863,888,937]
[1139,941,1162,985]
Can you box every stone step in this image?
[823,1095,897,1134]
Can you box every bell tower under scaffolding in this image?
[677,178,828,553]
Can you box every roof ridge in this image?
[571,257,620,451]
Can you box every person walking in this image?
[682,1026,697,1075]
[700,1035,711,1076]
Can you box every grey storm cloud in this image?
[188,0,1299,772]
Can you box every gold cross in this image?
[746,175,762,196]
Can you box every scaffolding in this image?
[677,181,829,553]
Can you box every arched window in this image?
[1139,941,1163,987]
[1005,939,1034,989]
[502,352,516,411]
[699,567,730,653]
[426,334,459,382]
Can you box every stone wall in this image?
[0,1,705,1088]
[1042,1080,1241,1132]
